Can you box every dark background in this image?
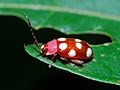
[0,15,120,90]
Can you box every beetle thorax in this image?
[41,39,57,55]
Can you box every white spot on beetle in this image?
[86,48,92,58]
[75,39,81,42]
[59,43,67,50]
[76,43,82,49]
[58,38,66,41]
[68,49,76,57]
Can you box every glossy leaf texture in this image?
[1,0,120,85]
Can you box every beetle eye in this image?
[42,48,46,53]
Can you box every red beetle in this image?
[26,17,93,68]
[41,38,93,64]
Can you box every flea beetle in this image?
[26,17,93,68]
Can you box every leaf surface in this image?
[1,0,120,85]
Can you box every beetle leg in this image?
[48,60,53,68]
[51,53,57,60]
[48,53,57,68]
[70,63,75,66]
[60,57,68,61]
[71,60,84,65]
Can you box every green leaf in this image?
[1,0,120,86]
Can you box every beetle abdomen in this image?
[57,38,93,60]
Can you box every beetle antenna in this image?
[25,15,41,51]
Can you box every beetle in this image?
[26,17,93,68]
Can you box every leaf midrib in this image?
[0,3,120,22]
